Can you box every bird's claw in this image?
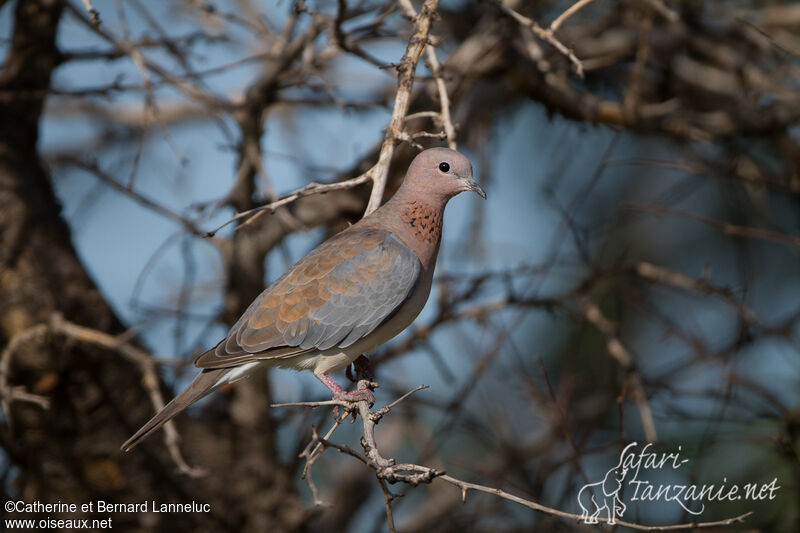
[331,387,374,419]
[316,372,374,419]
[333,387,375,405]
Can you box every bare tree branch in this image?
[364,0,440,215]
[277,383,754,531]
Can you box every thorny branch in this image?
[274,383,753,532]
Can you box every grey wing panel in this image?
[197,230,421,369]
[300,233,421,350]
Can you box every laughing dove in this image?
[122,147,485,451]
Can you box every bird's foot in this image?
[316,373,375,418]
[346,354,374,382]
[333,387,375,405]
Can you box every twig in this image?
[425,45,457,149]
[549,0,597,33]
[397,0,417,20]
[81,0,101,26]
[50,314,205,477]
[405,111,441,122]
[371,384,429,422]
[624,11,653,119]
[201,0,453,235]
[1,313,204,477]
[579,299,658,442]
[299,424,338,506]
[66,2,230,110]
[206,0,442,231]
[375,294,561,366]
[635,0,680,22]
[364,0,440,215]
[399,0,457,150]
[0,325,51,429]
[493,0,587,77]
[536,358,592,487]
[625,203,800,250]
[632,262,758,324]
[205,174,372,236]
[53,156,206,237]
[271,399,353,409]
[377,477,398,533]
[436,475,752,530]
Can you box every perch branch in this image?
[277,381,752,531]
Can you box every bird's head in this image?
[404,147,486,201]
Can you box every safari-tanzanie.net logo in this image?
[577,442,780,525]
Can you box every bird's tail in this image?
[121,367,230,452]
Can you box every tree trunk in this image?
[0,2,307,531]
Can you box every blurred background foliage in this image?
[0,0,798,531]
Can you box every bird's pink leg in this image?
[316,373,375,405]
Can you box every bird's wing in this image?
[194,228,421,369]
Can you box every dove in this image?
[122,147,485,451]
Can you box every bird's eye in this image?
[438,162,450,173]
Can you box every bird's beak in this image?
[461,177,487,199]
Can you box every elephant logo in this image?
[577,456,629,524]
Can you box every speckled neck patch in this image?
[403,201,442,245]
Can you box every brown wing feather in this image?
[194,228,420,369]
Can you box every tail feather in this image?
[121,367,229,452]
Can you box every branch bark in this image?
[364,0,440,215]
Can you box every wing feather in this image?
[195,229,420,369]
